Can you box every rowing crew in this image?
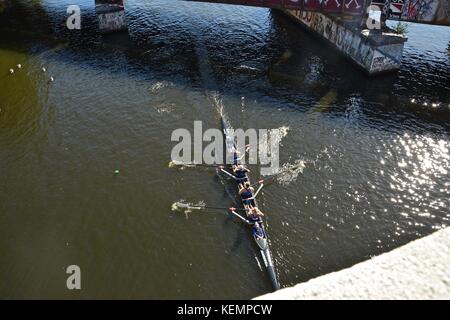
[230,205,266,240]
[234,164,250,184]
[219,165,264,208]
[224,162,267,240]
[218,164,250,183]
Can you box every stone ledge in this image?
[255,227,450,300]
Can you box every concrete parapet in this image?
[255,227,450,299]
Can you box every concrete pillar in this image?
[282,9,408,74]
[95,0,128,34]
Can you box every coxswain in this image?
[252,222,265,240]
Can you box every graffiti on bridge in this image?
[370,0,450,24]
[189,0,449,25]
[287,9,402,72]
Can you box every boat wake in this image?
[275,126,290,141]
[209,91,227,120]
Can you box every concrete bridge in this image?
[2,0,435,75]
[93,0,448,75]
[256,227,450,299]
[188,0,450,25]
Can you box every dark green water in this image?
[0,0,449,299]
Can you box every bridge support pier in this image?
[95,0,128,34]
[283,10,407,75]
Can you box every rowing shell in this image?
[219,116,280,291]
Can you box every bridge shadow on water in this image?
[264,10,450,130]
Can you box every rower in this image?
[228,207,259,226]
[239,182,255,208]
[247,205,264,220]
[233,164,250,183]
[233,151,239,166]
[246,205,264,224]
[252,222,265,240]
[219,164,249,182]
[231,145,250,165]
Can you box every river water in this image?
[0,0,449,299]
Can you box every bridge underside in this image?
[188,0,450,26]
[188,0,367,18]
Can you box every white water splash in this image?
[257,125,290,156]
[149,81,173,94]
[168,160,186,169]
[275,159,307,186]
[171,200,206,214]
[155,103,174,115]
[168,160,205,170]
[272,126,290,142]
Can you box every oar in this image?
[170,161,221,167]
[252,183,264,198]
[218,166,238,180]
[232,144,252,153]
[228,207,251,224]
[174,202,245,212]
